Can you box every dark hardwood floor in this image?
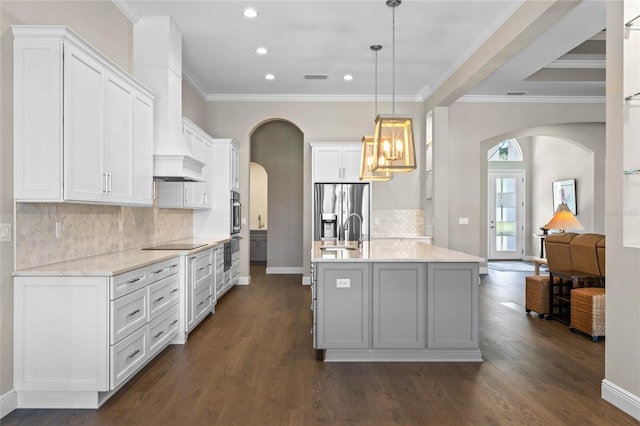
[4,264,638,425]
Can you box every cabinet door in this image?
[104,72,134,203]
[316,263,370,349]
[427,263,479,350]
[63,43,105,203]
[372,263,426,349]
[342,145,363,182]
[312,146,342,182]
[13,38,64,201]
[132,92,154,205]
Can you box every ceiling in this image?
[115,0,606,103]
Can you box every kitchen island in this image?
[311,240,484,362]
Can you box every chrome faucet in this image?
[343,212,363,247]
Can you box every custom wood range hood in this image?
[133,17,204,182]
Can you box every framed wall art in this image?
[552,179,577,215]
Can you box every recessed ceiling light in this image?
[343,74,353,81]
[243,8,258,18]
[265,74,275,80]
[256,47,268,55]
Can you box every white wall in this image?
[437,101,605,260]
[603,1,640,417]
[205,100,425,280]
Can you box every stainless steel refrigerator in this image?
[314,183,370,242]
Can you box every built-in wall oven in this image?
[231,190,241,235]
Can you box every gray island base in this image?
[311,240,484,362]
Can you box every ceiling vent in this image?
[304,74,329,80]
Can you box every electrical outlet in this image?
[336,278,351,288]
[458,217,469,225]
[0,223,11,242]
[241,217,247,225]
[55,222,62,239]
[119,220,123,233]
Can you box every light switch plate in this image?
[0,223,11,242]
[458,217,469,225]
[336,278,351,288]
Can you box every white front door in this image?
[488,171,524,260]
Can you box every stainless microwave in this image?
[231,190,241,235]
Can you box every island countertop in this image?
[312,240,484,263]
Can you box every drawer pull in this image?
[170,319,178,326]
[153,330,164,339]
[127,309,141,318]
[127,277,141,284]
[197,266,207,272]
[154,296,165,303]
[170,288,178,294]
[197,300,205,307]
[127,349,141,360]
[152,268,164,274]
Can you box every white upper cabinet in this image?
[157,118,212,209]
[311,143,362,182]
[13,26,154,206]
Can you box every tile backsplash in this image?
[371,209,424,237]
[16,195,192,270]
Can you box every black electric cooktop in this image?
[142,243,206,251]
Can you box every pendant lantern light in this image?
[371,0,416,173]
[360,45,392,181]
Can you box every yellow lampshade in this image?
[545,203,583,231]
[371,114,416,172]
[359,136,392,181]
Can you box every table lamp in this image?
[544,202,583,232]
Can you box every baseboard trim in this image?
[302,275,311,285]
[602,379,640,420]
[265,267,304,275]
[237,276,250,285]
[1,389,17,419]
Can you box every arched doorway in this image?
[250,120,304,274]
[250,162,268,264]
[479,125,603,262]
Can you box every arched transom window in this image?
[487,139,523,161]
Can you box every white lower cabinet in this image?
[185,248,215,333]
[13,256,180,408]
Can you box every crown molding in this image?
[112,0,141,23]
[204,94,422,103]
[457,95,605,104]
[182,66,209,100]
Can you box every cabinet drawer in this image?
[194,252,213,284]
[111,287,148,344]
[111,267,147,300]
[148,304,179,357]
[110,324,148,389]
[148,273,179,320]
[148,257,180,284]
[194,283,213,322]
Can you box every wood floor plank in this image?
[3,264,639,425]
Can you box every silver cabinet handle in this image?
[170,288,178,294]
[154,296,164,303]
[127,309,140,317]
[197,266,206,272]
[153,331,164,339]
[127,349,140,360]
[197,300,205,307]
[170,319,178,326]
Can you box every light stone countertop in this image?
[14,236,231,277]
[312,240,484,263]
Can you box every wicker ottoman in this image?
[525,275,551,318]
[570,287,605,341]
